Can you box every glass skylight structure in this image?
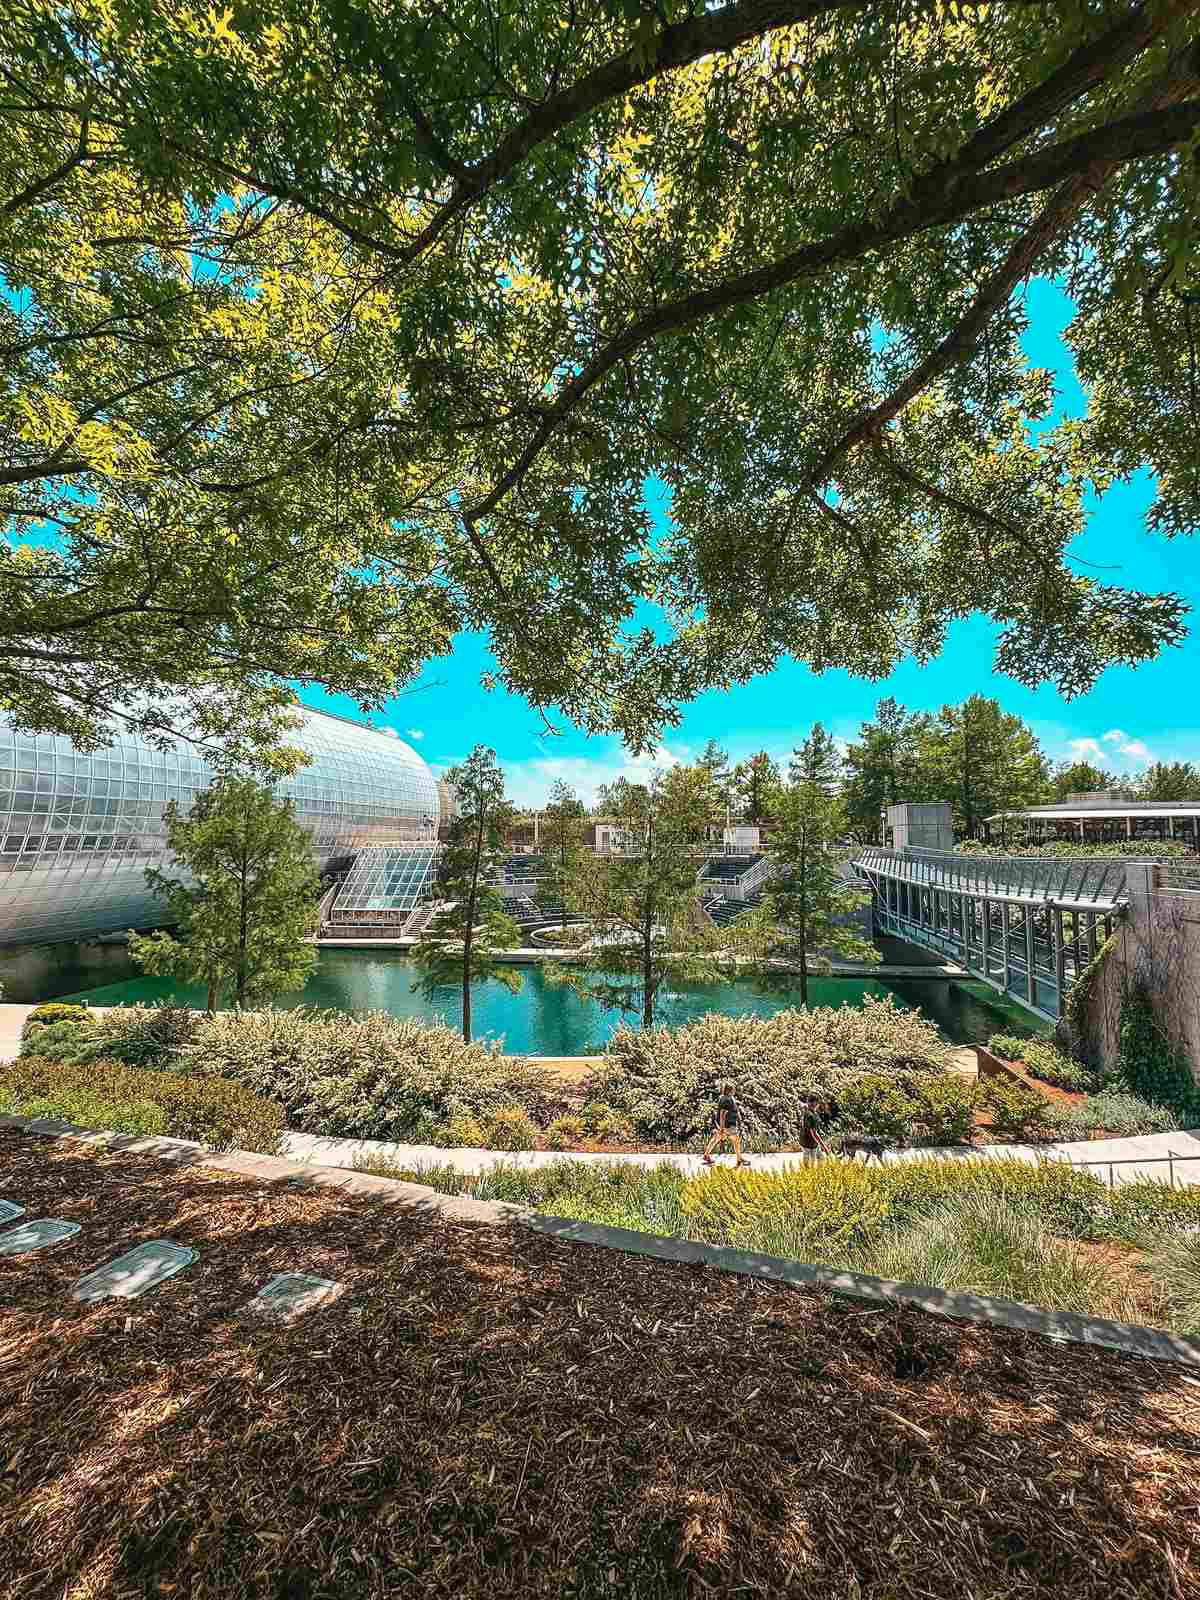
[328,844,439,927]
[0,707,440,945]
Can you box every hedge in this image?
[0,1057,284,1152]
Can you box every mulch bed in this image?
[2,1131,1199,1599]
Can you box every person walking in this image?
[799,1096,829,1165]
[702,1081,747,1168]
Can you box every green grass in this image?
[354,1152,1200,1335]
[850,1190,1145,1322]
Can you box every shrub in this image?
[580,1102,635,1143]
[0,1057,283,1152]
[89,1003,200,1066]
[1044,1092,1178,1140]
[1102,1179,1200,1244]
[980,1078,1055,1141]
[854,1190,1139,1320]
[877,1157,1106,1241]
[436,1113,487,1148]
[180,1007,560,1141]
[987,1032,1030,1063]
[20,1017,101,1064]
[912,1076,978,1146]
[581,1102,618,1134]
[833,1075,920,1142]
[1021,1039,1095,1093]
[6,1090,169,1137]
[1143,1232,1200,1336]
[1117,990,1199,1121]
[543,1115,587,1151]
[20,1002,96,1038]
[590,995,952,1144]
[680,1160,889,1260]
[20,1002,199,1069]
[482,1106,539,1151]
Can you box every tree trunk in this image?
[237,825,249,1009]
[206,979,216,1016]
[799,943,808,1008]
[643,918,654,1030]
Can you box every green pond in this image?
[52,949,1030,1053]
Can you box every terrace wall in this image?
[1074,866,1200,1084]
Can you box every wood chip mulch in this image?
[2,1130,1199,1600]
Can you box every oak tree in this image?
[4,1,1200,752]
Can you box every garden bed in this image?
[2,1131,1199,1599]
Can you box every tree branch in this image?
[804,39,1200,487]
[463,94,1200,528]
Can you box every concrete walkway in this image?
[279,1126,1200,1188]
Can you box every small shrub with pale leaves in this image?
[589,994,951,1144]
[182,1007,560,1142]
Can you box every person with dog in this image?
[799,1096,829,1164]
[702,1081,748,1167]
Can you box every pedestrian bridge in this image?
[854,847,1127,1022]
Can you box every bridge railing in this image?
[856,846,1129,906]
[1157,862,1200,894]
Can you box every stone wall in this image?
[1074,870,1200,1084]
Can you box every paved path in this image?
[280,1126,1200,1188]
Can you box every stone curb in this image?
[1,1116,525,1227]
[524,1215,1200,1369]
[7,1115,1200,1369]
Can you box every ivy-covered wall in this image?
[1070,885,1200,1089]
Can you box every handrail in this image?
[856,845,1129,907]
[1060,1147,1199,1189]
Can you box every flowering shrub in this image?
[589,995,951,1144]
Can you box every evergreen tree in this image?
[1051,760,1118,801]
[541,779,587,900]
[751,785,878,1007]
[548,766,734,1029]
[697,738,733,808]
[130,777,320,1011]
[732,751,781,825]
[920,696,1050,840]
[841,699,933,841]
[1137,761,1200,801]
[789,722,841,793]
[410,745,522,1043]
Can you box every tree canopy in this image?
[4,1,1199,751]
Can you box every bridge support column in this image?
[1024,906,1036,1005]
[981,897,989,976]
[1001,906,1010,992]
[1054,908,1065,1013]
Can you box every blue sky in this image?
[306,278,1199,807]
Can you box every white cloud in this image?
[406,728,424,741]
[498,743,692,809]
[1065,730,1153,770]
[1066,737,1108,765]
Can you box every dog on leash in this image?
[839,1134,889,1165]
